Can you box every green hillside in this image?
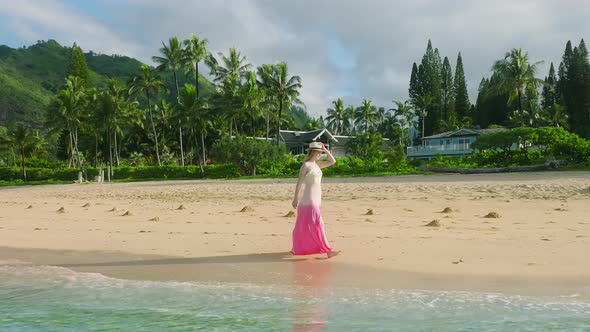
[0,40,215,128]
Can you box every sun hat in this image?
[306,141,324,151]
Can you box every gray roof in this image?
[421,127,507,140]
[280,128,338,144]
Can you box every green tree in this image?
[440,56,454,121]
[411,93,434,145]
[325,98,347,135]
[0,124,43,181]
[355,99,378,133]
[408,62,421,101]
[558,39,590,138]
[47,76,86,168]
[491,48,543,115]
[211,135,285,175]
[390,100,416,145]
[206,48,252,83]
[542,62,558,109]
[346,132,385,160]
[454,52,470,121]
[153,37,186,164]
[129,64,168,165]
[66,42,90,83]
[94,79,139,168]
[544,103,568,128]
[241,71,265,137]
[182,34,209,97]
[257,62,302,145]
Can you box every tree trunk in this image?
[179,124,184,166]
[266,113,270,140]
[68,131,74,168]
[95,134,98,167]
[108,131,113,177]
[277,96,283,145]
[422,114,426,147]
[173,69,184,166]
[194,134,204,174]
[21,147,26,182]
[195,63,199,98]
[147,92,161,166]
[114,131,120,166]
[201,129,207,167]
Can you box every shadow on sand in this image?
[61,251,305,268]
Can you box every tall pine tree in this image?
[66,43,90,83]
[440,56,454,122]
[409,62,421,100]
[542,62,558,109]
[558,39,590,138]
[454,52,470,122]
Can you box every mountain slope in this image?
[0,40,215,128]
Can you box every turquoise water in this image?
[1,263,589,331]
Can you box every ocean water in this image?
[1,263,589,332]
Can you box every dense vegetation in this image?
[1,35,590,185]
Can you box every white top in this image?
[300,162,323,206]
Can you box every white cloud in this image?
[1,0,589,117]
[0,0,144,58]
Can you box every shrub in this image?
[211,135,286,176]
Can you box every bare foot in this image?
[327,251,341,259]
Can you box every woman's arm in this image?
[317,144,336,169]
[292,163,308,209]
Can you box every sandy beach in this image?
[1,171,590,295]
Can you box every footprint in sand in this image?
[452,258,464,264]
[26,205,33,209]
[56,207,65,214]
[149,216,160,222]
[365,209,375,215]
[283,211,295,217]
[82,203,91,208]
[177,205,186,210]
[108,207,117,212]
[121,211,132,216]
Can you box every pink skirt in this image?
[292,204,332,255]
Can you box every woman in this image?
[291,141,339,258]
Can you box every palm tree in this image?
[206,48,252,83]
[241,71,265,137]
[355,99,378,133]
[257,62,302,144]
[411,93,434,145]
[95,79,139,168]
[177,84,200,166]
[325,98,346,135]
[182,34,209,97]
[152,37,186,165]
[0,125,43,181]
[343,105,355,134]
[129,64,167,165]
[47,76,86,167]
[545,103,568,128]
[390,100,416,146]
[491,48,544,113]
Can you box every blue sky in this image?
[1,0,589,116]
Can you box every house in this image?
[279,128,344,156]
[278,129,393,158]
[406,128,507,159]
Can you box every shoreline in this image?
[1,171,589,297]
[2,246,590,298]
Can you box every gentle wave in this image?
[1,263,589,331]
